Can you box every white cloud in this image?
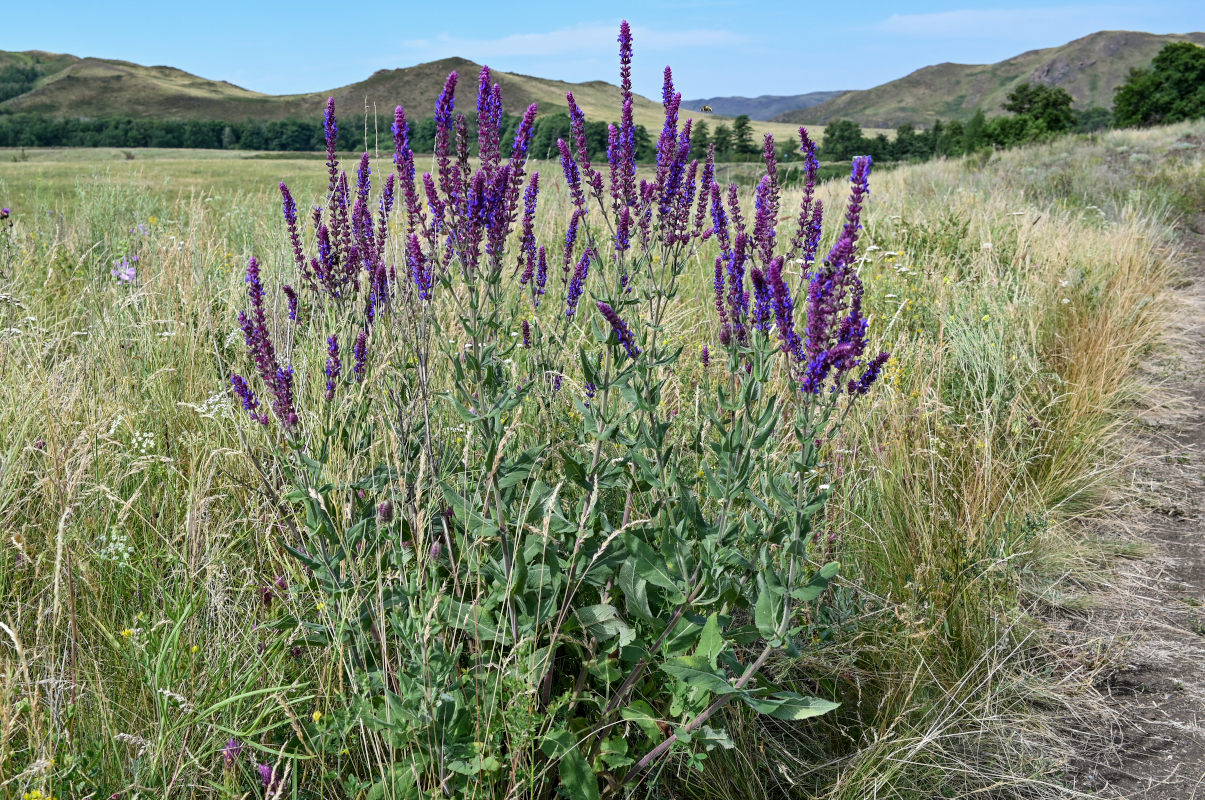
[401,23,746,60]
[876,5,1142,39]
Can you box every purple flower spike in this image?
[231,374,259,416]
[512,104,539,162]
[558,139,586,211]
[323,98,339,192]
[521,318,531,349]
[613,22,637,211]
[563,209,583,279]
[596,301,641,359]
[708,182,729,252]
[615,206,631,254]
[534,246,548,307]
[849,352,890,395]
[565,250,592,317]
[518,173,540,285]
[826,155,872,268]
[257,762,279,791]
[701,345,710,369]
[749,267,773,333]
[237,257,297,429]
[618,21,633,97]
[787,127,823,265]
[353,329,368,382]
[566,92,602,199]
[752,162,780,266]
[283,285,298,322]
[712,255,729,336]
[279,182,309,284]
[477,66,503,173]
[408,233,432,300]
[325,335,341,401]
[434,71,460,217]
[766,257,800,356]
[222,738,242,769]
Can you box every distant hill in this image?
[775,31,1205,128]
[0,50,806,144]
[681,91,847,121]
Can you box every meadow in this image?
[1,53,1203,799]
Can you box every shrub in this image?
[227,22,888,798]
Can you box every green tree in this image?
[1074,107,1113,132]
[778,135,798,161]
[937,119,965,156]
[690,119,711,160]
[529,112,572,160]
[1114,42,1205,127]
[820,119,864,161]
[1002,82,1075,133]
[712,123,733,158]
[964,109,988,150]
[731,114,757,157]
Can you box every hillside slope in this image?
[681,91,847,120]
[0,50,807,143]
[775,30,1205,128]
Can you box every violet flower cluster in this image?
[708,137,888,398]
[230,20,886,437]
[233,257,297,428]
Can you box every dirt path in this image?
[1071,215,1205,798]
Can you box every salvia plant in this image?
[228,21,888,799]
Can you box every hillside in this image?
[775,30,1205,128]
[681,91,846,120]
[0,50,807,144]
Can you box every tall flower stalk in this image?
[227,21,888,798]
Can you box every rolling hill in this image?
[681,91,847,121]
[775,30,1205,128]
[0,50,809,144]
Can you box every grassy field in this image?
[0,123,1201,799]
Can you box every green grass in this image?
[0,123,1200,798]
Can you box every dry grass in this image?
[0,121,1201,798]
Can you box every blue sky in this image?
[4,1,1204,99]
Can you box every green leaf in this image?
[739,691,839,720]
[599,736,634,769]
[620,700,662,742]
[697,613,725,668]
[575,604,636,648]
[791,561,840,603]
[661,655,736,695]
[617,559,654,622]
[541,729,600,800]
[625,535,683,599]
[363,765,418,800]
[693,725,736,750]
[754,576,781,641]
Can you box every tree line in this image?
[0,110,658,160]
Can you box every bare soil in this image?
[1070,215,1205,797]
